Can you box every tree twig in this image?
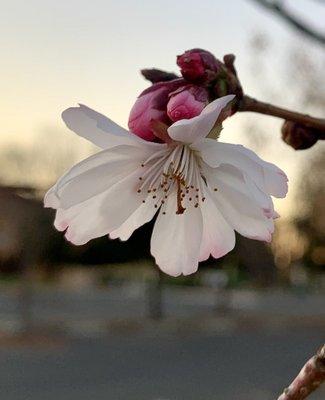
[248,0,325,46]
[277,344,325,400]
[239,95,325,133]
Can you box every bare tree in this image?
[248,0,325,46]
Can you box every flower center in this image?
[137,145,207,215]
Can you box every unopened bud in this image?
[167,85,209,122]
[141,68,179,83]
[177,48,224,84]
[281,120,324,150]
[128,79,185,141]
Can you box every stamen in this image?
[178,146,189,176]
[185,151,195,186]
[142,148,170,166]
[136,144,208,215]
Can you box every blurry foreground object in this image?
[277,344,325,400]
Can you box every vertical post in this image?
[213,286,231,314]
[146,269,163,319]
[17,263,34,333]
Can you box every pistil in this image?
[176,176,186,215]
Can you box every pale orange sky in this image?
[2,0,324,144]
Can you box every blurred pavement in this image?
[0,328,324,400]
[0,284,324,400]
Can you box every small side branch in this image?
[248,0,325,46]
[277,344,325,400]
[239,95,325,133]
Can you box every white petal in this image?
[44,186,60,208]
[199,190,235,262]
[57,169,145,245]
[52,145,153,209]
[150,191,203,276]
[212,163,277,219]
[62,104,162,149]
[167,95,235,144]
[234,145,288,198]
[44,147,132,208]
[110,193,162,241]
[204,165,274,242]
[244,176,278,219]
[195,140,288,198]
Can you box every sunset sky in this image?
[1,0,325,214]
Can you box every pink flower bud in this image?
[128,79,185,141]
[177,49,223,83]
[167,85,209,122]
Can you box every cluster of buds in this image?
[128,49,242,141]
[281,120,325,150]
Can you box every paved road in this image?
[0,285,324,329]
[0,329,324,400]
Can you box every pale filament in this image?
[137,144,208,214]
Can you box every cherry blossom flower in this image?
[44,95,288,276]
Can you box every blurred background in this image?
[0,0,324,399]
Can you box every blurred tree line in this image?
[246,31,325,277]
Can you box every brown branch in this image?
[239,95,325,133]
[277,344,325,400]
[248,0,325,46]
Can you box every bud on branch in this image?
[132,49,325,149]
[281,121,325,150]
